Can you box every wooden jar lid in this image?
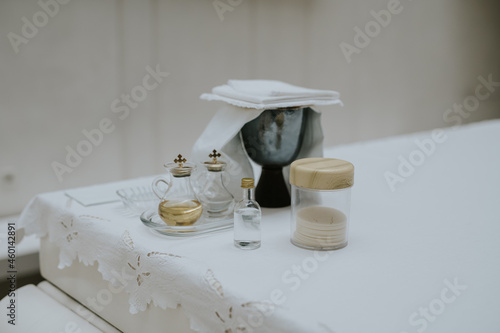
[289,158,354,190]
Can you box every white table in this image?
[17,120,500,333]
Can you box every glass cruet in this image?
[152,154,202,226]
[198,149,235,220]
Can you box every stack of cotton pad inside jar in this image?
[293,206,347,248]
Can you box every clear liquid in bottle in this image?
[234,208,261,249]
[234,178,261,250]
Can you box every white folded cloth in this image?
[227,80,340,98]
[192,80,343,199]
[201,79,342,109]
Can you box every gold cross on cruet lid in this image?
[165,154,194,177]
[174,154,187,167]
[209,149,221,163]
[204,149,226,172]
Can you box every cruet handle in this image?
[152,177,170,200]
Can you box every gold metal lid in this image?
[241,178,255,189]
[289,158,354,190]
[165,154,195,177]
[203,149,226,172]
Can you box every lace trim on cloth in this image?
[18,195,320,333]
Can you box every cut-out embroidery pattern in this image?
[52,213,112,269]
[122,230,135,250]
[205,269,224,298]
[216,306,250,333]
[128,255,151,287]
[60,218,78,243]
[147,251,181,258]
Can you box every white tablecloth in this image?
[19,120,500,333]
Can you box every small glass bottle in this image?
[234,178,261,250]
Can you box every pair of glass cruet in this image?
[152,150,234,226]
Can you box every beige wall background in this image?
[1,0,499,216]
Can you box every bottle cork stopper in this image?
[241,178,255,189]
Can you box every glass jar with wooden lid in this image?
[289,158,354,250]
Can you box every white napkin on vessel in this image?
[227,80,340,98]
[192,80,342,200]
[201,79,342,109]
